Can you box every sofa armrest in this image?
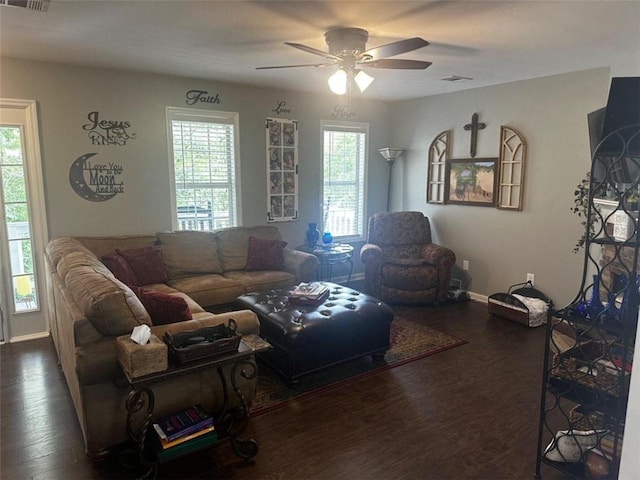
[75,310,260,386]
[76,337,122,386]
[423,243,456,302]
[360,243,384,265]
[283,248,318,282]
[422,243,456,268]
[150,309,260,338]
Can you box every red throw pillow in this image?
[101,250,139,286]
[117,246,168,286]
[245,236,287,271]
[131,287,192,326]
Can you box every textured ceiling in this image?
[1,0,639,100]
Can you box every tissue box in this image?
[117,333,168,378]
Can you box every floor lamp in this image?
[378,147,404,211]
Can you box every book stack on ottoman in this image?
[234,282,394,385]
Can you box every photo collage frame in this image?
[266,118,298,222]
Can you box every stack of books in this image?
[290,282,329,304]
[152,404,217,461]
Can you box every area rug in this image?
[249,316,467,417]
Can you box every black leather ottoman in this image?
[234,282,394,384]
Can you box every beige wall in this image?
[0,57,392,247]
[389,68,612,307]
[0,59,617,311]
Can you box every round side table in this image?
[297,243,354,284]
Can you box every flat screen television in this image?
[588,77,640,185]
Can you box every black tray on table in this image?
[163,319,241,363]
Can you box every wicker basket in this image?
[163,321,241,363]
[551,341,628,397]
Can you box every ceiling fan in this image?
[256,27,432,94]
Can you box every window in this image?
[321,121,368,240]
[0,99,49,342]
[1,126,37,312]
[166,107,241,230]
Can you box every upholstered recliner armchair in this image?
[360,211,456,304]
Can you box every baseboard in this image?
[469,292,488,304]
[5,331,50,344]
[324,273,487,303]
[324,272,364,285]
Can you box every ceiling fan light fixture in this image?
[353,70,374,92]
[328,68,348,95]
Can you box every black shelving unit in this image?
[535,124,640,479]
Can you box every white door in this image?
[0,99,49,342]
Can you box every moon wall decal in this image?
[69,152,119,202]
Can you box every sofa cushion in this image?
[224,270,294,292]
[101,250,139,286]
[156,231,222,277]
[245,236,287,271]
[217,226,283,272]
[65,266,152,336]
[117,246,168,286]
[167,274,245,307]
[131,288,192,326]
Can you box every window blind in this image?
[322,122,368,239]
[167,109,239,230]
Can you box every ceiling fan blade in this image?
[361,37,429,61]
[256,63,333,70]
[358,59,432,70]
[285,42,341,61]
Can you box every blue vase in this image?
[619,275,640,325]
[306,223,320,248]
[588,274,604,320]
[322,231,333,245]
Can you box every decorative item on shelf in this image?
[569,301,589,318]
[571,172,602,253]
[603,291,620,323]
[306,222,320,248]
[588,274,605,319]
[322,231,333,245]
[618,274,640,326]
[378,147,404,211]
[602,272,626,324]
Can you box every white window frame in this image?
[166,107,242,230]
[0,99,49,342]
[320,120,369,242]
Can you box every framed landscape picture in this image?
[445,158,498,206]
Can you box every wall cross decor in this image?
[463,112,486,158]
[426,123,527,210]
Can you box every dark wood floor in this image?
[1,296,572,480]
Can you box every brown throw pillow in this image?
[131,287,192,326]
[101,250,139,286]
[245,236,287,271]
[117,246,168,286]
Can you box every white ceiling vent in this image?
[0,0,50,12]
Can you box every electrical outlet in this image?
[527,273,535,285]
[463,260,469,271]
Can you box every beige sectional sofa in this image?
[45,225,318,458]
